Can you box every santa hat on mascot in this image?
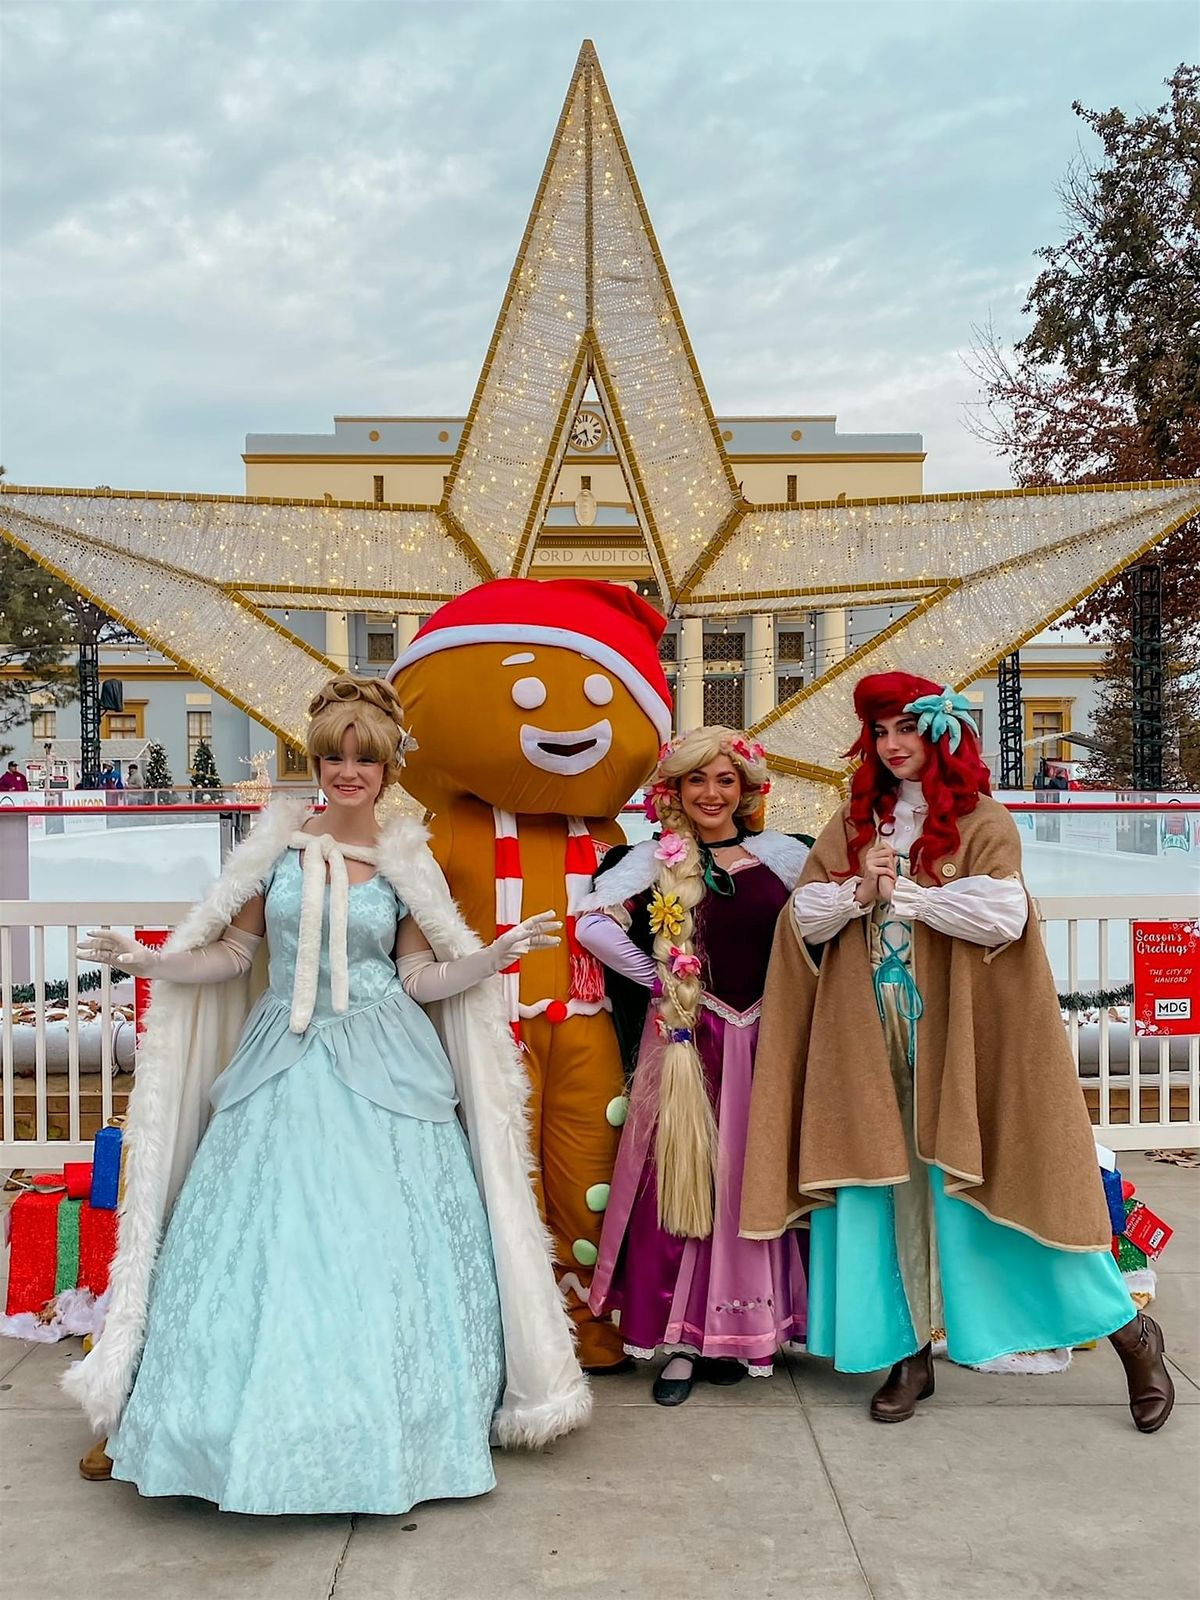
[390,578,673,742]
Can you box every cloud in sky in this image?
[1,0,1193,495]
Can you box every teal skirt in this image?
[109,1050,504,1514]
[806,1165,1134,1373]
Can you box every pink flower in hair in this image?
[760,778,772,797]
[654,830,688,866]
[643,780,672,821]
[668,947,702,979]
[730,737,766,765]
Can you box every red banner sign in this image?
[1132,920,1200,1038]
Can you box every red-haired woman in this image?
[741,672,1173,1433]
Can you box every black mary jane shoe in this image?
[698,1357,748,1387]
[652,1360,696,1407]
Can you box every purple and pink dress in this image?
[575,833,809,1373]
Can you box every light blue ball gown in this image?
[108,847,504,1515]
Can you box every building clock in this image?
[569,407,607,452]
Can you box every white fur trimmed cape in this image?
[575,830,811,917]
[63,797,591,1448]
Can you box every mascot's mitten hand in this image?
[398,912,562,1005]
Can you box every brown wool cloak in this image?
[739,795,1112,1252]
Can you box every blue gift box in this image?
[89,1124,123,1211]
[1101,1166,1126,1237]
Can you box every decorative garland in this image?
[1,972,1138,1015]
[1057,983,1134,1012]
[8,969,129,1007]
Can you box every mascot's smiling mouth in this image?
[520,719,613,775]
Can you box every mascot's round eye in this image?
[511,676,548,710]
[583,673,614,706]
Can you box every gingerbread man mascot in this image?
[391,578,671,1369]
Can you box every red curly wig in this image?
[839,671,992,879]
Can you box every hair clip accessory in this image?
[902,685,980,754]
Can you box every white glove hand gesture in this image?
[76,929,157,976]
[489,911,563,970]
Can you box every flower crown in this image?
[644,732,772,819]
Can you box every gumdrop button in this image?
[605,1095,629,1128]
[572,1238,599,1267]
[585,1183,610,1213]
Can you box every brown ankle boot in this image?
[1110,1313,1175,1434]
[870,1344,935,1423]
[79,1439,113,1481]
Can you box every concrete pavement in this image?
[2,1153,1197,1600]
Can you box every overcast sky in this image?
[1,0,1193,497]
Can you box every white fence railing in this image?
[1,902,191,1167]
[1036,894,1199,1150]
[1,896,1198,1170]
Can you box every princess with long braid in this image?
[741,671,1174,1433]
[575,728,809,1405]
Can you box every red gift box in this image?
[64,1163,93,1200]
[4,1178,119,1317]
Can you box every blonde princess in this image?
[575,727,808,1405]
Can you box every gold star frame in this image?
[4,42,1198,829]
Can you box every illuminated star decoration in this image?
[3,42,1198,831]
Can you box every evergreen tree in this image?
[1083,638,1200,789]
[189,739,222,793]
[0,467,139,757]
[142,741,173,796]
[970,66,1200,786]
[0,541,76,756]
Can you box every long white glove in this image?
[398,911,561,1003]
[76,925,262,983]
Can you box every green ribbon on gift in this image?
[54,1197,81,1296]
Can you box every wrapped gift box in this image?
[89,1122,124,1210]
[4,1175,118,1318]
[1101,1167,1128,1237]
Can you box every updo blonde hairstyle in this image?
[647,727,770,1238]
[305,675,411,787]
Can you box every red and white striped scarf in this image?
[493,808,610,1045]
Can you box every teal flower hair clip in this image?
[903,685,980,754]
